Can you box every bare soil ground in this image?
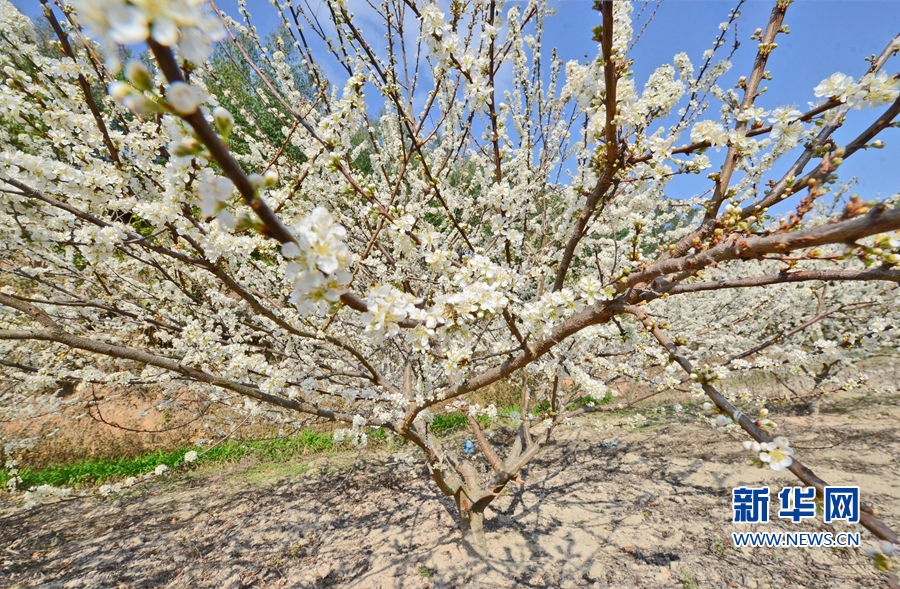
[1,392,898,589]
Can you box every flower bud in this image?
[172,137,201,157]
[213,106,234,136]
[125,60,153,91]
[121,94,158,117]
[263,169,279,187]
[248,173,265,190]
[166,82,206,116]
[108,81,133,102]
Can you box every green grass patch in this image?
[497,405,521,418]
[430,412,468,433]
[530,393,613,415]
[568,392,614,410]
[0,397,619,492]
[5,446,188,489]
[2,429,335,490]
[430,412,490,433]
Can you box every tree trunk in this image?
[807,395,821,417]
[455,490,488,553]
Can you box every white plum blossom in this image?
[564,60,605,111]
[99,482,124,496]
[284,208,350,275]
[690,120,729,149]
[70,0,225,70]
[673,52,694,80]
[815,339,840,356]
[758,437,795,471]
[814,72,867,109]
[577,274,612,306]
[815,71,900,110]
[22,484,73,508]
[863,71,900,108]
[768,107,805,151]
[198,176,234,217]
[166,82,206,115]
[362,285,420,342]
[125,60,153,90]
[735,106,769,124]
[213,106,234,134]
[108,81,133,102]
[281,208,353,316]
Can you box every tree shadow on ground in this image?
[2,399,897,588]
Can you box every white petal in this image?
[317,256,339,275]
[107,5,149,44]
[281,242,302,259]
[167,82,205,115]
[179,28,211,64]
[200,194,219,217]
[217,210,236,231]
[108,81,132,101]
[152,17,179,46]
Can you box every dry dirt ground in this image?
[1,392,898,589]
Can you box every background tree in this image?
[0,0,898,551]
[204,24,314,162]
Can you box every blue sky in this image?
[16,0,900,206]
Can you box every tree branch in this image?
[626,304,898,543]
[627,204,900,290]
[0,325,363,425]
[552,0,619,292]
[655,267,900,297]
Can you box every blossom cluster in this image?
[283,208,353,317]
[814,71,900,110]
[744,437,794,472]
[71,0,225,70]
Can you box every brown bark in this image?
[455,488,488,553]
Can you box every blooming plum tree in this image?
[1,0,899,549]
